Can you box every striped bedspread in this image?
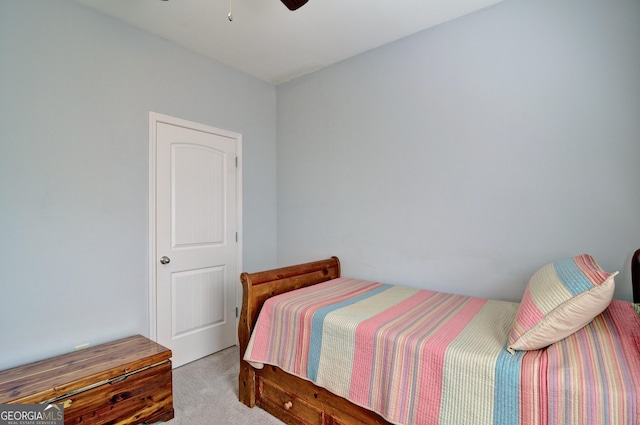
[244,278,640,425]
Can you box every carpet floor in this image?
[164,346,284,425]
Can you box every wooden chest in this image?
[0,335,174,425]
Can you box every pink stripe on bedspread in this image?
[519,349,547,425]
[349,292,486,424]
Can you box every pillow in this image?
[507,254,617,354]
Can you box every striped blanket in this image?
[244,278,640,425]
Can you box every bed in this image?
[238,253,640,425]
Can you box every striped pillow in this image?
[507,254,617,354]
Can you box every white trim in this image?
[148,111,243,343]
[235,134,243,345]
[148,113,158,341]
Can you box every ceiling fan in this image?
[160,0,308,10]
[161,0,308,17]
[281,0,309,10]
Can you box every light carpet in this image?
[164,346,284,425]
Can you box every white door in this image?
[150,113,241,368]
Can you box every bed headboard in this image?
[633,249,640,304]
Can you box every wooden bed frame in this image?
[238,252,640,425]
[633,248,640,304]
[238,256,391,425]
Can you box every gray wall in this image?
[277,0,640,302]
[1,0,638,372]
[0,0,277,370]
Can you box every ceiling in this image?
[75,0,506,85]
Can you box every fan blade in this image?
[281,0,309,10]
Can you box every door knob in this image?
[160,256,171,265]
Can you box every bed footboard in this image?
[238,257,341,407]
[237,255,390,424]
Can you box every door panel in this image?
[172,266,225,337]
[154,119,238,368]
[172,144,225,247]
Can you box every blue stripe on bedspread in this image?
[494,346,524,425]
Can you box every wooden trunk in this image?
[0,335,174,425]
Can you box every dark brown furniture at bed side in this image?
[633,248,640,304]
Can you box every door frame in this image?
[148,111,242,343]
